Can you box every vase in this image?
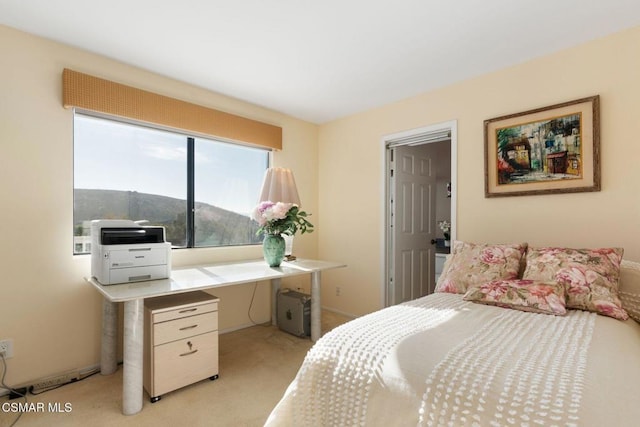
[262,234,286,267]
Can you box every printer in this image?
[91,219,171,285]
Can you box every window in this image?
[73,113,268,254]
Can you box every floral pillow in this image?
[434,241,527,294]
[463,279,567,315]
[522,247,628,320]
[619,260,640,323]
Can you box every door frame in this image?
[381,119,458,307]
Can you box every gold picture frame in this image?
[484,95,600,197]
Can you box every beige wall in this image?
[317,26,640,317]
[0,25,318,385]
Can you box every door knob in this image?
[430,239,437,245]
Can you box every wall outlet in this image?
[0,339,14,359]
[335,286,341,297]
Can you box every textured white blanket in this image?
[419,304,595,427]
[292,294,466,426]
[266,293,640,427]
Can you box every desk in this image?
[86,258,345,415]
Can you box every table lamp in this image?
[258,167,301,260]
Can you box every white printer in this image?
[91,219,172,285]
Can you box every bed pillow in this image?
[618,260,640,323]
[463,279,567,315]
[522,247,628,320]
[434,241,527,294]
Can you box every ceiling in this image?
[1,1,639,124]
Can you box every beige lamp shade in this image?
[258,168,301,205]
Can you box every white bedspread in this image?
[266,293,640,427]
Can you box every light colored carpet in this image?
[0,310,350,427]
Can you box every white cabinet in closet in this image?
[435,253,448,285]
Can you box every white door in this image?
[389,144,437,304]
[383,120,457,308]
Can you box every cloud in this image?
[143,143,187,161]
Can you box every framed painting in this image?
[484,95,600,197]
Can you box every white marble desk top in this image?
[86,258,346,302]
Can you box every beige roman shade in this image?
[62,68,282,150]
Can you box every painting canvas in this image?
[484,96,600,197]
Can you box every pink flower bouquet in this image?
[251,201,314,236]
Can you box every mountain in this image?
[74,189,261,247]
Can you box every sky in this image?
[73,114,268,215]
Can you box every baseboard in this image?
[219,321,269,334]
[0,363,101,398]
[321,306,358,320]
[219,307,356,335]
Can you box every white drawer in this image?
[153,301,218,323]
[154,311,218,345]
[152,332,219,397]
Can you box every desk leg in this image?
[101,299,118,375]
[271,278,281,326]
[310,271,321,342]
[122,299,144,415]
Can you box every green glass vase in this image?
[262,234,285,267]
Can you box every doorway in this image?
[383,120,457,307]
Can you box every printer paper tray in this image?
[105,265,170,285]
[108,246,169,269]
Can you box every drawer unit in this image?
[144,291,219,402]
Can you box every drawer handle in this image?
[180,341,198,357]
[179,324,198,331]
[178,308,198,314]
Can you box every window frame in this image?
[73,110,271,254]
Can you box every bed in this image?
[266,243,640,426]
